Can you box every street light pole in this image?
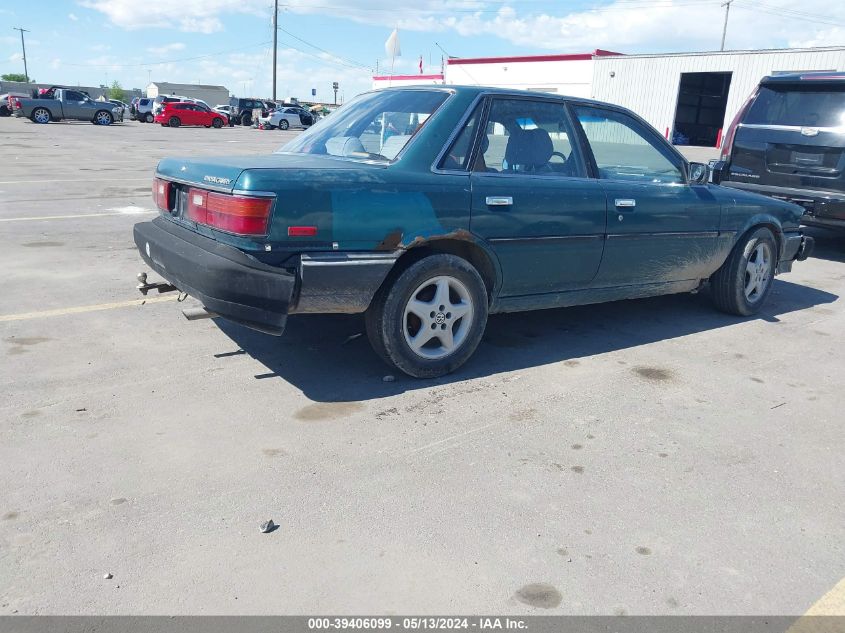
[12,27,30,82]
[272,0,278,101]
[720,0,733,52]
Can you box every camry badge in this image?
[800,127,819,137]
[203,175,232,185]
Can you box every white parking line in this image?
[0,295,179,322]
[0,211,156,222]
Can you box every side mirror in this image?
[709,160,728,185]
[688,162,709,185]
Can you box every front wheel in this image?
[710,227,778,316]
[94,110,113,125]
[31,108,51,124]
[365,254,488,378]
[278,118,289,130]
[168,116,181,128]
[212,117,223,128]
[144,112,154,123]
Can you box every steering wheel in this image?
[550,151,568,162]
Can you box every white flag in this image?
[385,29,401,58]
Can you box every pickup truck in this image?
[11,88,123,125]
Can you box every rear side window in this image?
[745,85,845,127]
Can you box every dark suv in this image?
[714,71,845,231]
[228,97,266,126]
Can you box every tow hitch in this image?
[136,272,177,296]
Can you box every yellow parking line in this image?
[0,211,155,222]
[0,295,179,322]
[787,576,845,633]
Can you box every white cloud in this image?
[8,52,23,62]
[147,42,187,54]
[68,12,79,21]
[79,0,265,32]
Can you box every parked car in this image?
[259,107,310,130]
[11,88,122,124]
[132,97,155,123]
[152,95,188,117]
[213,104,231,117]
[0,92,30,117]
[228,97,265,126]
[133,86,813,378]
[154,101,227,128]
[714,71,845,232]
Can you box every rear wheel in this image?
[32,108,51,124]
[278,118,289,130]
[144,112,154,123]
[168,116,181,128]
[94,110,113,125]
[710,227,778,316]
[365,254,488,378]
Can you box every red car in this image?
[155,102,228,128]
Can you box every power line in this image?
[276,26,372,70]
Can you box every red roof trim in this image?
[372,74,444,81]
[447,49,622,65]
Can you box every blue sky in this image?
[2,0,843,102]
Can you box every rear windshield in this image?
[745,84,845,128]
[277,89,449,162]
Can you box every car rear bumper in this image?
[134,217,399,335]
[722,181,845,230]
[134,217,295,335]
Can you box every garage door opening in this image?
[672,71,732,147]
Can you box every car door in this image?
[462,96,608,296]
[571,104,723,287]
[63,90,88,118]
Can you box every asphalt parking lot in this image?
[1,116,843,616]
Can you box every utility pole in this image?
[13,27,30,82]
[272,0,278,101]
[720,0,734,52]
[332,82,339,105]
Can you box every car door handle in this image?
[486,196,513,207]
[615,198,636,210]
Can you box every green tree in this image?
[107,80,126,102]
[1,73,33,82]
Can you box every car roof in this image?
[761,71,845,85]
[369,84,621,108]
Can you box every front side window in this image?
[66,91,86,101]
[278,90,449,162]
[476,98,583,177]
[574,106,684,184]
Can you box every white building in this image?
[146,82,230,108]
[372,46,845,148]
[445,50,619,98]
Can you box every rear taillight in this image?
[720,90,757,162]
[185,187,272,236]
[152,177,174,212]
[11,98,21,109]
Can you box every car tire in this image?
[31,107,51,124]
[278,119,289,130]
[240,114,251,126]
[94,110,113,125]
[365,254,489,378]
[212,117,223,128]
[169,116,181,128]
[0,105,10,117]
[144,112,154,123]
[710,226,778,316]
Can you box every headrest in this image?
[504,128,553,170]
